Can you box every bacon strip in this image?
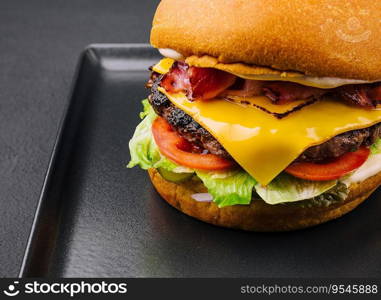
[368,84,381,101]
[160,62,191,94]
[262,82,326,104]
[336,83,381,108]
[219,79,264,98]
[161,62,236,101]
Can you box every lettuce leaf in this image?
[127,99,192,173]
[370,138,381,154]
[127,99,160,169]
[255,173,337,205]
[196,170,257,207]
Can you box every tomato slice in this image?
[152,117,234,170]
[285,147,370,181]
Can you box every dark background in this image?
[0,0,159,277]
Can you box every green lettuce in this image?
[127,99,160,169]
[127,99,192,173]
[255,173,337,205]
[196,170,257,207]
[370,138,381,154]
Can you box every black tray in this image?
[20,44,381,278]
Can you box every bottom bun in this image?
[148,168,381,231]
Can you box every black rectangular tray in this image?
[20,44,381,277]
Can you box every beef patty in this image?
[149,78,381,163]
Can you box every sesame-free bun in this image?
[148,168,381,231]
[151,0,381,80]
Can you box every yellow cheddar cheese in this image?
[158,87,381,185]
[152,58,175,74]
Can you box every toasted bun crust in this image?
[148,168,381,231]
[151,0,381,80]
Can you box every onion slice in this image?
[191,193,213,202]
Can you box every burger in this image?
[128,0,381,231]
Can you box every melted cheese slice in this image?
[159,87,381,185]
[152,58,175,74]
